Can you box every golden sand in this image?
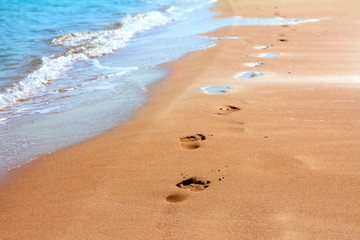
[1,0,360,239]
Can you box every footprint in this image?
[219,105,240,113]
[237,72,264,79]
[179,134,206,149]
[254,45,269,50]
[176,177,211,192]
[260,53,280,58]
[202,86,230,94]
[180,134,206,142]
[213,112,228,116]
[181,142,200,149]
[166,193,188,203]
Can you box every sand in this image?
[1,0,360,239]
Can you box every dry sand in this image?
[1,0,360,239]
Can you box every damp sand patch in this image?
[254,45,269,50]
[236,72,264,79]
[201,86,230,94]
[260,53,280,58]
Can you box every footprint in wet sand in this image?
[201,86,230,94]
[237,72,264,79]
[176,177,211,192]
[166,193,188,203]
[254,45,269,50]
[260,53,280,58]
[219,105,240,113]
[179,134,206,149]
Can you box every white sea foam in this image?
[0,11,173,110]
[51,11,173,57]
[166,6,176,13]
[0,54,87,109]
[0,108,26,123]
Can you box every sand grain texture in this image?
[1,0,360,239]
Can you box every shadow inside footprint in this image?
[166,193,188,203]
[176,177,211,192]
[180,134,206,149]
[182,142,199,149]
[180,134,206,142]
[214,112,228,116]
[219,105,240,113]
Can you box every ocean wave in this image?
[51,11,173,57]
[0,10,173,110]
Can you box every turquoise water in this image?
[0,0,318,173]
[0,0,218,172]
[0,0,168,88]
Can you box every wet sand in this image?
[1,0,360,239]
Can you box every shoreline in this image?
[1,0,360,239]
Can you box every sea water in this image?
[0,0,318,174]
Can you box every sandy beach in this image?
[1,0,360,239]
